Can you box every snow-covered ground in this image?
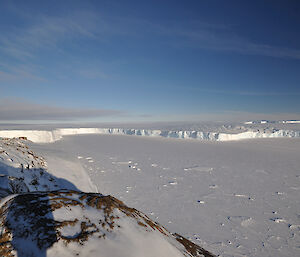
[0,137,215,257]
[26,133,300,257]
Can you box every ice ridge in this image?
[0,128,300,143]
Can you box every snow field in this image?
[29,134,300,257]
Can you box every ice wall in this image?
[0,127,300,143]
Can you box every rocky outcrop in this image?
[0,175,29,198]
[0,190,215,257]
[0,138,76,196]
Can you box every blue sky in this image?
[0,0,300,122]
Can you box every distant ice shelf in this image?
[244,120,300,124]
[0,127,300,143]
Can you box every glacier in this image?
[0,127,299,143]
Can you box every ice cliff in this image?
[0,127,299,143]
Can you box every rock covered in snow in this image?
[0,138,77,196]
[0,190,215,257]
[0,175,29,198]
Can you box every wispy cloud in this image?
[0,99,124,121]
[0,62,46,82]
[2,5,300,63]
[153,20,300,60]
[0,10,99,61]
[0,9,105,82]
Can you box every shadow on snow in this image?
[0,160,79,257]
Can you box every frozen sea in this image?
[28,134,300,257]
